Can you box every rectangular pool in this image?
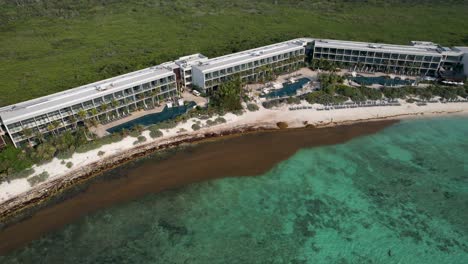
[106,101,196,134]
[263,78,310,98]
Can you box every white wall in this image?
[191,66,205,89]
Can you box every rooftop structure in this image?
[194,40,307,72]
[311,39,465,76]
[314,39,446,56]
[174,53,209,87]
[191,39,307,90]
[0,66,174,126]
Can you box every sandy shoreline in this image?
[1,100,468,220]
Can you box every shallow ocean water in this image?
[1,117,468,263]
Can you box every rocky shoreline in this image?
[0,125,277,222]
[1,103,467,223]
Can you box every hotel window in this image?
[352,50,359,56]
[383,53,390,58]
[323,48,329,53]
[359,51,366,56]
[315,47,322,53]
[398,54,406,60]
[234,65,240,71]
[424,56,432,62]
[375,52,383,58]
[407,55,415,61]
[345,50,352,55]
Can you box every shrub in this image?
[27,171,49,187]
[149,126,163,138]
[137,136,147,143]
[152,120,178,130]
[232,109,244,116]
[129,129,141,137]
[66,162,73,168]
[5,168,35,182]
[215,117,226,124]
[192,124,201,131]
[61,160,66,165]
[98,151,105,156]
[206,119,216,126]
[262,100,280,109]
[56,148,74,160]
[286,97,301,104]
[247,103,259,111]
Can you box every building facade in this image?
[0,37,467,148]
[0,66,177,147]
[309,39,464,77]
[191,40,307,91]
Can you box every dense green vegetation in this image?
[209,77,244,112]
[1,0,467,106]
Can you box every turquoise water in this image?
[106,101,196,133]
[263,77,310,98]
[2,117,468,263]
[350,76,414,86]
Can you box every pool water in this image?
[350,76,414,86]
[263,78,310,98]
[106,101,196,133]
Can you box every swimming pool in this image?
[106,101,196,134]
[350,76,414,86]
[263,78,310,98]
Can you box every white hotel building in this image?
[191,39,308,91]
[310,39,465,76]
[0,38,467,147]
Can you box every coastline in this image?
[1,101,468,221]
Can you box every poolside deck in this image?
[91,92,208,137]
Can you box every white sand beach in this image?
[1,100,468,208]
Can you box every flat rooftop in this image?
[0,66,174,125]
[175,53,209,69]
[193,39,307,72]
[314,39,446,56]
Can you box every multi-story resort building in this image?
[0,66,178,147]
[175,54,209,87]
[191,39,308,91]
[309,39,465,77]
[0,37,467,148]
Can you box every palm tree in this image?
[111,99,120,117]
[35,131,44,144]
[89,108,99,121]
[52,120,61,135]
[100,103,109,121]
[150,89,160,107]
[69,116,77,129]
[22,127,33,145]
[47,123,56,136]
[77,109,87,121]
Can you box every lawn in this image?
[0,0,467,106]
